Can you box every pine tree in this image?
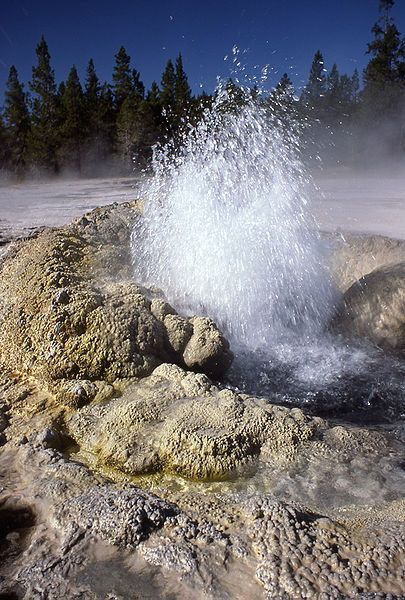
[361,0,405,153]
[84,59,101,145]
[98,83,116,159]
[351,69,360,103]
[116,65,144,162]
[160,59,176,109]
[380,0,395,28]
[193,91,214,119]
[112,46,133,110]
[268,74,297,131]
[4,66,30,173]
[174,54,191,114]
[147,81,160,105]
[82,62,116,167]
[358,0,405,160]
[116,90,141,160]
[222,78,246,111]
[60,65,85,172]
[327,64,340,97]
[29,35,60,172]
[117,96,159,168]
[132,69,145,99]
[145,81,164,143]
[159,59,177,135]
[116,73,167,167]
[146,81,163,124]
[0,114,10,172]
[338,74,354,105]
[273,73,294,101]
[324,63,343,121]
[131,100,162,165]
[85,59,100,111]
[301,50,327,110]
[364,0,405,87]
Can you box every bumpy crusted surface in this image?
[66,363,397,502]
[0,442,191,600]
[243,495,405,599]
[332,261,405,351]
[0,202,232,406]
[56,486,179,549]
[67,363,323,479]
[1,438,404,600]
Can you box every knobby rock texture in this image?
[0,201,232,407]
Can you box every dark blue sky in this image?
[1,0,405,99]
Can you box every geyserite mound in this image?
[0,201,232,407]
[67,363,323,479]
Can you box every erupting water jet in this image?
[132,87,336,352]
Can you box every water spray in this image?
[132,83,336,352]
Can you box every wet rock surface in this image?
[1,436,404,599]
[333,261,405,352]
[325,231,405,292]
[0,202,404,599]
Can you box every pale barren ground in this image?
[312,169,405,240]
[0,176,139,241]
[1,170,405,240]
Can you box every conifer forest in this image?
[1,0,405,179]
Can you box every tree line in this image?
[0,39,203,178]
[275,0,405,166]
[1,0,404,179]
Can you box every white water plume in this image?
[132,87,336,351]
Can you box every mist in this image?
[311,164,405,242]
[0,146,139,188]
[0,175,141,249]
[2,155,405,247]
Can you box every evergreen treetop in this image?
[97,82,116,156]
[147,81,160,105]
[327,64,340,97]
[62,65,84,116]
[112,46,133,109]
[4,66,30,172]
[29,35,60,172]
[60,65,85,170]
[174,54,191,108]
[4,66,30,130]
[30,35,57,103]
[272,73,294,102]
[160,59,176,108]
[302,50,327,105]
[351,69,360,101]
[85,58,100,102]
[364,0,405,85]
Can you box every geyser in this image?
[132,88,336,351]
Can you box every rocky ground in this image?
[0,201,404,599]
